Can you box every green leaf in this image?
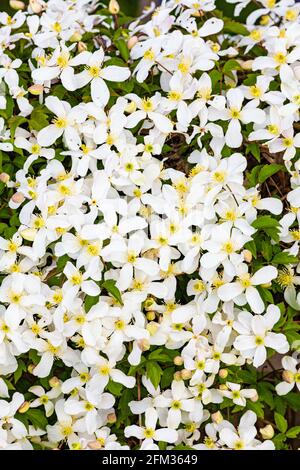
[8,115,27,138]
[252,215,279,229]
[285,393,300,411]
[106,379,123,396]
[274,412,288,433]
[223,59,242,75]
[56,254,69,271]
[146,361,163,389]
[246,143,261,163]
[26,409,48,430]
[116,38,129,62]
[258,164,283,184]
[29,107,49,131]
[272,253,298,265]
[84,295,99,312]
[102,279,123,304]
[286,426,300,438]
[148,348,174,362]
[223,19,249,36]
[13,360,26,384]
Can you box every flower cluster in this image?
[0,0,299,451]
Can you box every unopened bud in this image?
[18,401,30,413]
[0,172,10,183]
[219,369,228,379]
[211,411,223,424]
[11,192,25,204]
[125,101,137,114]
[28,364,35,374]
[250,391,259,402]
[109,0,120,14]
[29,0,43,14]
[28,84,44,95]
[241,60,254,71]
[260,424,274,440]
[107,413,117,424]
[181,369,192,380]
[174,371,182,381]
[127,36,138,50]
[146,322,158,336]
[282,370,294,384]
[78,41,88,53]
[146,311,156,321]
[70,31,82,43]
[9,0,25,10]
[174,356,183,366]
[137,339,150,351]
[20,228,37,241]
[49,376,60,388]
[261,283,271,288]
[88,440,103,450]
[243,249,252,263]
[219,384,228,391]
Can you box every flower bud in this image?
[243,249,252,263]
[146,311,156,321]
[181,369,192,380]
[174,356,183,366]
[250,391,259,402]
[211,411,223,424]
[28,84,44,95]
[11,192,25,204]
[219,369,228,379]
[127,36,138,50]
[107,413,117,424]
[20,228,37,241]
[28,364,35,374]
[260,424,274,440]
[282,370,294,384]
[29,0,43,14]
[70,31,82,43]
[261,283,271,288]
[18,401,30,413]
[9,0,25,10]
[174,371,182,381]
[125,101,137,114]
[241,60,254,71]
[146,322,158,336]
[109,0,120,14]
[49,376,60,388]
[88,441,103,450]
[78,41,88,53]
[219,384,227,391]
[0,172,10,183]
[137,338,150,351]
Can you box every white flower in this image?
[125,407,178,443]
[233,306,289,367]
[275,356,300,396]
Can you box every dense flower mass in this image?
[0,0,299,450]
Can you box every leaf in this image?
[102,279,123,304]
[258,164,283,184]
[106,379,123,396]
[223,59,242,75]
[148,348,175,362]
[84,295,99,312]
[29,107,49,131]
[272,253,298,265]
[244,240,257,259]
[274,412,288,433]
[247,400,264,418]
[56,254,69,271]
[8,115,27,138]
[13,360,26,384]
[286,426,300,438]
[285,393,300,411]
[246,143,261,163]
[146,361,163,389]
[223,19,249,36]
[26,409,48,430]
[252,215,279,229]
[116,38,129,62]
